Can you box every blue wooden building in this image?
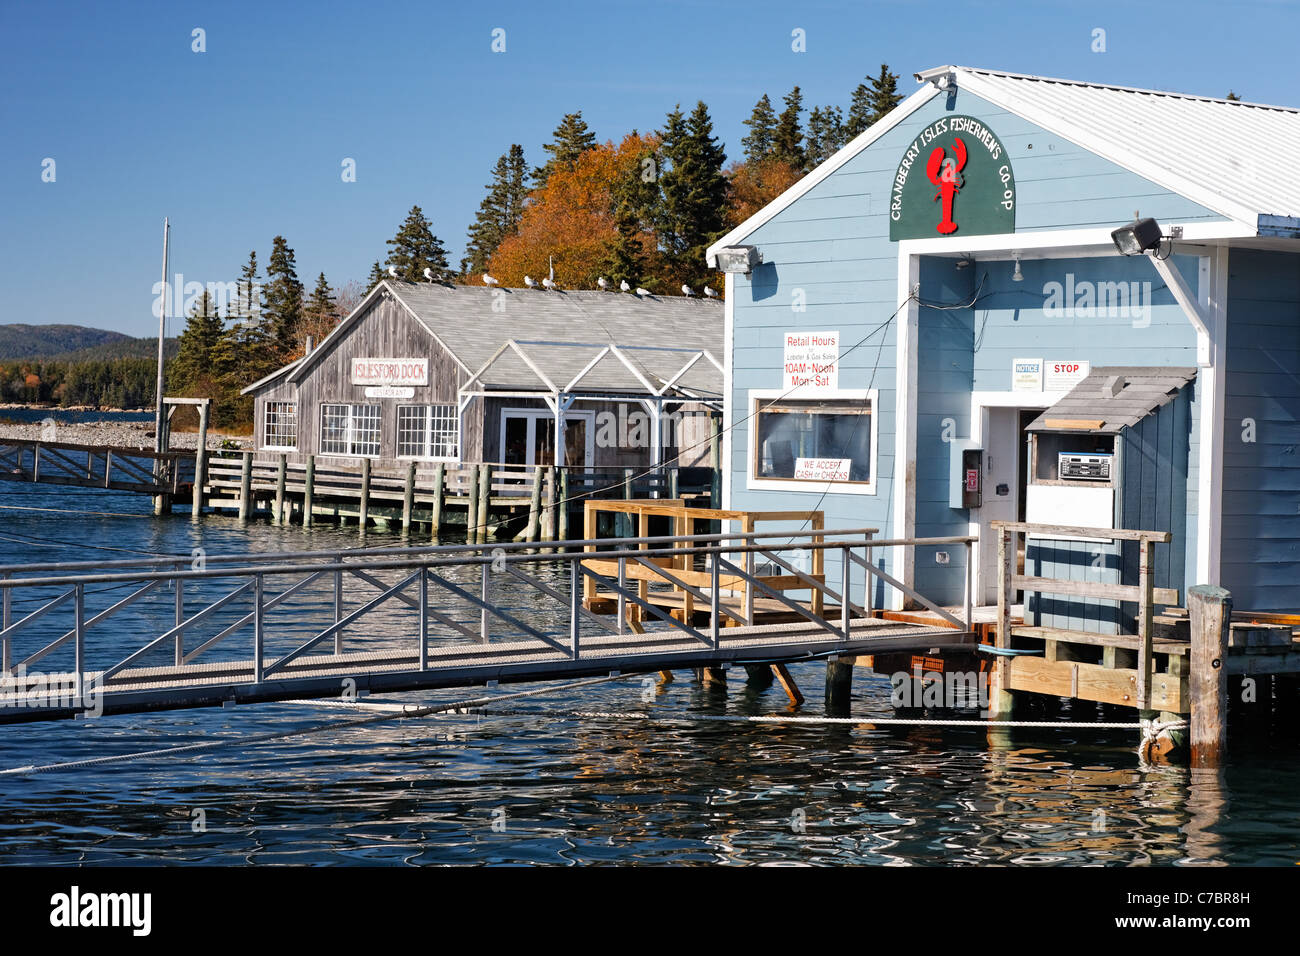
[707,66,1300,618]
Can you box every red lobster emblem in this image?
[926,137,968,234]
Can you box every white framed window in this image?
[397,404,459,460]
[747,388,878,495]
[320,403,381,457]
[263,401,297,449]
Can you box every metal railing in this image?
[0,528,976,714]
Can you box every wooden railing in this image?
[0,439,195,496]
[990,521,1174,710]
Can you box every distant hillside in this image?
[0,324,175,361]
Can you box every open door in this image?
[978,407,1033,605]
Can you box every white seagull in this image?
[524,275,537,288]
[635,287,651,297]
[681,284,694,296]
[619,279,631,292]
[703,285,719,298]
[387,266,399,279]
[597,276,609,290]
[482,273,499,286]
[541,277,558,290]
[423,267,435,281]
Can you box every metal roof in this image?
[251,281,724,399]
[709,65,1300,256]
[951,66,1300,225]
[1027,366,1197,435]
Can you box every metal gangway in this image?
[0,528,977,724]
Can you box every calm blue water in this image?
[0,415,1297,865]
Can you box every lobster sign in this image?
[926,137,967,234]
[889,115,1016,241]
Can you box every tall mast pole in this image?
[154,217,169,454]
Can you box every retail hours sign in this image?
[890,115,1016,241]
[783,331,839,393]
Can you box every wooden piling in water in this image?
[191,402,209,520]
[988,526,1015,719]
[402,461,416,532]
[357,457,371,529]
[477,463,491,541]
[744,664,774,688]
[519,466,543,542]
[467,465,481,542]
[773,663,804,706]
[303,455,315,528]
[1190,584,1231,768]
[430,462,445,539]
[237,451,252,522]
[274,454,287,525]
[558,469,570,541]
[825,657,855,715]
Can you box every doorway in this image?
[977,406,1036,604]
[500,408,594,467]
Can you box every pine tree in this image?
[657,101,729,290]
[384,205,450,282]
[463,144,530,275]
[534,112,597,188]
[264,236,304,356]
[1226,90,1242,101]
[741,93,778,163]
[238,251,259,321]
[367,260,386,290]
[168,290,223,393]
[867,64,902,124]
[806,105,846,168]
[845,79,873,139]
[772,86,804,170]
[301,272,339,350]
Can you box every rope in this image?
[455,706,1189,733]
[0,674,630,776]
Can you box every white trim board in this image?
[744,387,879,496]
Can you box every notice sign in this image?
[364,385,415,399]
[794,457,852,481]
[1044,360,1090,392]
[965,468,979,493]
[1012,357,1043,392]
[351,357,428,387]
[784,331,839,392]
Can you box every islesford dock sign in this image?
[890,115,1016,241]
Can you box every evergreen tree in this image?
[306,271,337,320]
[772,86,805,170]
[264,235,304,356]
[383,205,450,282]
[866,64,903,124]
[167,290,222,393]
[657,101,729,289]
[806,104,846,168]
[1226,90,1242,101]
[741,93,778,163]
[534,112,598,188]
[367,260,386,290]
[238,251,259,319]
[845,79,873,139]
[463,145,530,275]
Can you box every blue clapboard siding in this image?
[1222,249,1300,611]
[727,85,1224,606]
[1027,538,1123,634]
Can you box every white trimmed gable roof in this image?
[709,65,1300,260]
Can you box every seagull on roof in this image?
[482,273,499,286]
[542,277,558,290]
[597,276,609,290]
[423,267,435,282]
[681,284,694,296]
[387,266,399,279]
[524,275,537,288]
[635,287,651,297]
[619,279,631,292]
[703,285,719,298]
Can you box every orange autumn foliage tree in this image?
[487,132,661,290]
[724,157,804,228]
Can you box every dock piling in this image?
[359,458,371,529]
[402,461,416,532]
[825,657,855,715]
[430,462,445,539]
[1189,584,1231,768]
[237,452,253,522]
[303,455,315,528]
[274,454,287,525]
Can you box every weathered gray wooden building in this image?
[243,280,723,473]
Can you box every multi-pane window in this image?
[397,404,459,460]
[754,397,873,484]
[320,403,381,457]
[263,401,297,449]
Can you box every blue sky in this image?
[2,0,1298,337]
